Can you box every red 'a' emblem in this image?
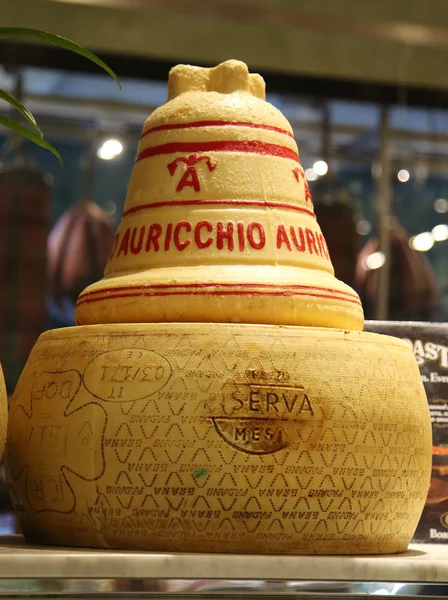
[168,154,217,192]
[292,166,312,203]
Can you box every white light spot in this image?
[313,160,328,176]
[97,139,123,160]
[432,224,448,242]
[356,220,371,236]
[364,251,386,270]
[434,198,448,214]
[397,169,410,182]
[410,231,434,252]
[305,167,318,181]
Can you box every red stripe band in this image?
[142,120,294,138]
[122,199,316,218]
[77,289,362,307]
[137,141,299,163]
[78,283,360,302]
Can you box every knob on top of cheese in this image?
[167,60,266,100]
[76,60,364,330]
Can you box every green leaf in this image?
[0,116,61,164]
[0,89,42,135]
[0,28,121,88]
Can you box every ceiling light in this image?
[313,160,328,176]
[305,167,318,181]
[434,198,448,214]
[432,224,448,242]
[364,251,386,270]
[356,220,371,236]
[397,169,410,183]
[97,139,123,160]
[410,232,434,252]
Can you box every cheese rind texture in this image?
[0,366,8,462]
[5,323,431,554]
[76,265,362,329]
[75,60,363,330]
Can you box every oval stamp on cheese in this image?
[210,375,314,454]
[83,348,171,402]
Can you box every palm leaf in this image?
[0,27,121,88]
[0,89,41,135]
[0,117,61,164]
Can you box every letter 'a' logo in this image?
[168,154,217,192]
[292,166,312,203]
[210,381,314,455]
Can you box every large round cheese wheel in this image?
[5,323,431,554]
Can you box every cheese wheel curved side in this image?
[5,323,431,554]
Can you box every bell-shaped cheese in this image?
[76,60,363,329]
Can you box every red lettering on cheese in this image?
[276,224,292,251]
[195,221,213,249]
[237,222,245,252]
[305,228,319,255]
[174,221,191,251]
[177,168,200,192]
[111,221,330,261]
[167,154,217,193]
[217,222,234,251]
[304,180,312,203]
[247,222,266,250]
[131,226,145,255]
[292,165,305,182]
[118,228,130,257]
[164,223,173,251]
[146,224,162,252]
[292,165,312,203]
[317,233,329,259]
[290,226,305,252]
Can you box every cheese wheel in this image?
[5,323,431,554]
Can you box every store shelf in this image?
[0,536,446,598]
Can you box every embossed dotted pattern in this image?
[5,324,432,555]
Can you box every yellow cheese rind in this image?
[167,60,266,101]
[5,323,431,554]
[0,366,8,462]
[76,266,363,330]
[76,60,363,331]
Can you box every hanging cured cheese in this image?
[48,200,116,308]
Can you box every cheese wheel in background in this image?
[5,323,431,554]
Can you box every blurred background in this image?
[0,0,448,396]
